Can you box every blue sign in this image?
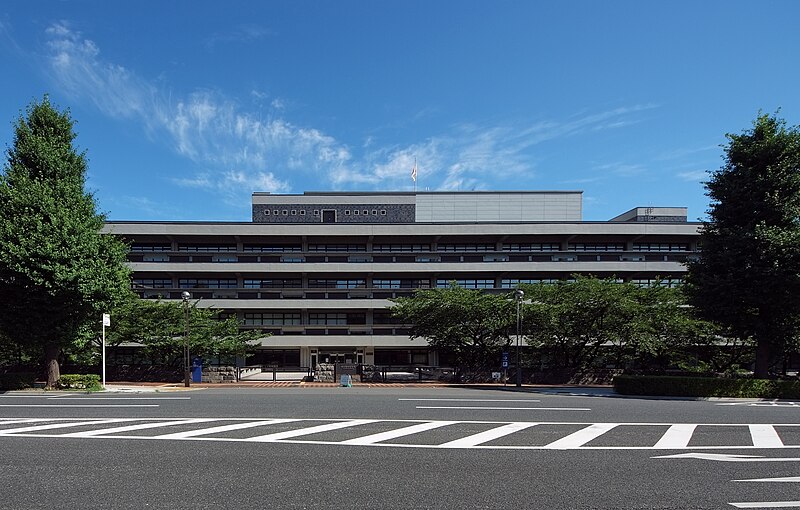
[501,352,509,368]
[192,356,202,383]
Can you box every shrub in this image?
[613,374,800,399]
[0,372,36,390]
[56,374,102,390]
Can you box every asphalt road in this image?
[2,386,800,509]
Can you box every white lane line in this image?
[735,476,800,483]
[415,406,590,411]
[340,421,457,445]
[61,419,218,437]
[729,501,800,508]
[440,422,538,448]
[155,419,300,439]
[0,405,159,408]
[0,419,129,434]
[399,399,541,403]
[653,424,697,449]
[750,425,784,447]
[0,419,52,425]
[51,397,191,400]
[0,395,77,398]
[249,419,379,442]
[544,423,619,449]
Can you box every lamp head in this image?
[181,291,191,302]
[514,289,524,300]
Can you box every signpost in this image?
[101,313,110,388]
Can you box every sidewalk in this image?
[99,380,616,392]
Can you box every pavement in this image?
[100,380,618,392]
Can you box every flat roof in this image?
[252,190,584,197]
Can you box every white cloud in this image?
[42,22,660,201]
[677,170,708,182]
[206,24,275,47]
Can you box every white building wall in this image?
[415,192,582,222]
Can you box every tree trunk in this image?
[45,343,61,389]
[753,338,771,379]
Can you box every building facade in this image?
[104,191,700,369]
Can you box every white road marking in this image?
[653,424,697,449]
[249,419,379,442]
[51,397,191,400]
[544,423,618,449]
[734,476,800,482]
[440,422,538,448]
[0,395,77,398]
[0,405,159,408]
[5,418,800,450]
[750,425,784,447]
[155,419,300,439]
[60,418,217,437]
[398,399,541,402]
[719,402,800,407]
[729,501,800,508]
[415,406,590,411]
[654,453,800,462]
[341,421,457,445]
[0,419,129,434]
[0,419,52,425]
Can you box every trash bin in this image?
[340,374,352,387]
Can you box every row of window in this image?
[262,209,390,217]
[130,242,691,253]
[243,312,398,326]
[342,209,388,217]
[134,277,685,290]
[242,312,368,326]
[136,253,692,264]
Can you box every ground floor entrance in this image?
[313,349,364,367]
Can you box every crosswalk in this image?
[2,418,800,450]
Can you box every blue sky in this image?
[1,1,798,221]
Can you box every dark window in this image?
[130,244,172,252]
[178,245,237,252]
[132,278,172,289]
[179,278,238,289]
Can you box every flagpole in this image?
[413,157,417,192]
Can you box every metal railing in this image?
[236,365,312,382]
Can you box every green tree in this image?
[522,276,716,372]
[107,298,261,366]
[685,113,800,378]
[391,284,515,377]
[522,277,638,370]
[0,96,131,387]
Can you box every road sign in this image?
[501,352,509,368]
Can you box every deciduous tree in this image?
[0,96,131,387]
[106,298,261,365]
[685,113,800,378]
[391,284,515,376]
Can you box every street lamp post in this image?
[514,289,524,387]
[181,291,191,387]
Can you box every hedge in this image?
[613,374,800,399]
[0,372,36,390]
[56,374,102,391]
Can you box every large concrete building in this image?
[104,191,699,369]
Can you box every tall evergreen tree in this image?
[0,96,131,387]
[685,113,800,378]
